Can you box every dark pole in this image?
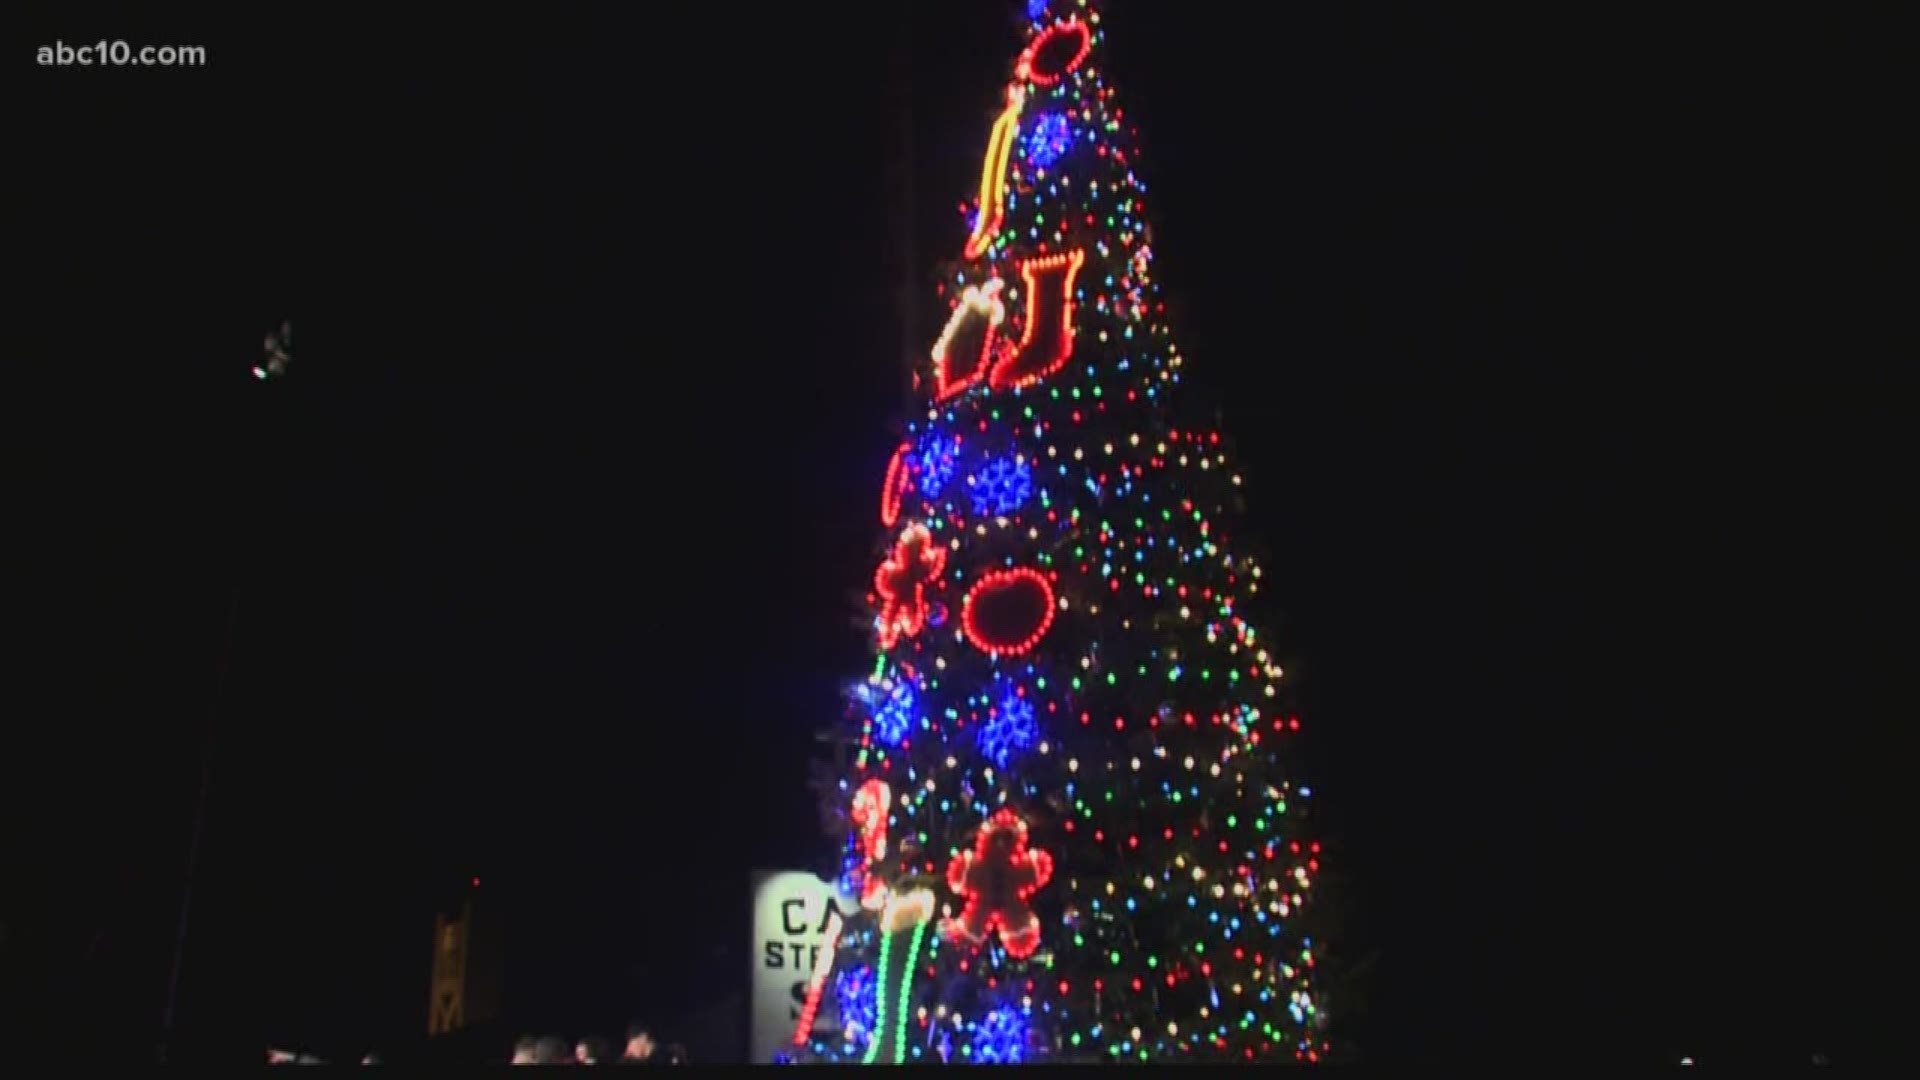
[158,320,291,1062]
[158,583,241,1061]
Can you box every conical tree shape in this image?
[800,0,1335,1063]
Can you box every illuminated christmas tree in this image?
[797,0,1335,1063]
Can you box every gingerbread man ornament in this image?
[941,808,1054,959]
[873,523,946,650]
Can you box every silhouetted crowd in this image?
[268,1022,688,1065]
[510,1023,687,1066]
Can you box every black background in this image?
[9,2,1902,1065]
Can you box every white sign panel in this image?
[748,870,858,1064]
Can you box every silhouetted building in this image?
[426,882,501,1039]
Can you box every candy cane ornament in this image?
[789,909,845,1047]
[850,779,892,910]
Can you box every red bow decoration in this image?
[941,808,1054,959]
[874,524,946,650]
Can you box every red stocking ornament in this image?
[989,248,1086,392]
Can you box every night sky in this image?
[12,3,1900,1066]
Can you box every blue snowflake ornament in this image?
[914,432,958,499]
[858,677,917,746]
[967,454,1033,517]
[1024,111,1073,170]
[835,964,878,1045]
[977,692,1038,768]
[967,1007,1031,1064]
